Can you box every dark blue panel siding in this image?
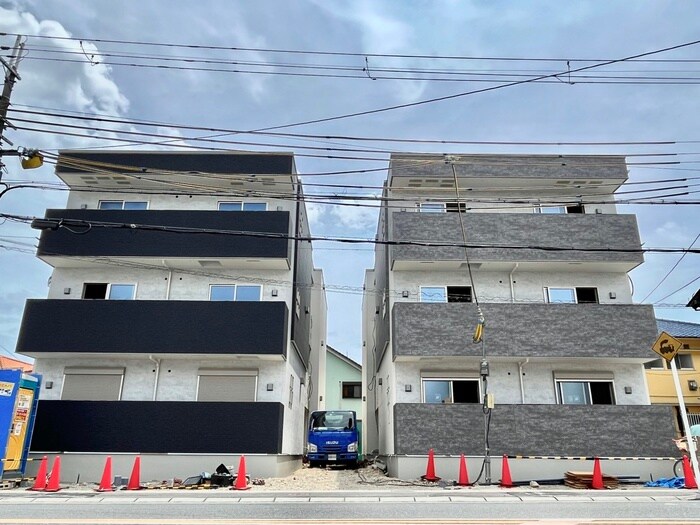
[16,300,288,356]
[394,403,677,457]
[37,210,290,259]
[31,401,284,453]
[56,151,294,175]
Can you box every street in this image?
[0,489,699,524]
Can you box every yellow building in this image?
[646,319,700,434]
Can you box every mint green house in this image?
[324,346,362,453]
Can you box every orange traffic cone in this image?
[125,456,142,490]
[591,457,604,490]
[96,456,114,492]
[232,455,251,490]
[44,456,62,492]
[682,456,698,489]
[457,454,470,486]
[499,455,513,488]
[27,456,48,491]
[421,449,440,482]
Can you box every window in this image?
[83,283,135,300]
[209,284,262,301]
[644,358,666,370]
[674,354,694,370]
[420,286,472,303]
[98,200,148,210]
[535,204,583,214]
[556,380,615,405]
[445,202,466,213]
[342,382,362,399]
[196,369,257,402]
[422,378,480,404]
[545,287,598,304]
[218,201,267,211]
[62,368,124,401]
[418,203,446,213]
[420,286,446,303]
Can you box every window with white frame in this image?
[209,284,262,301]
[545,287,598,304]
[62,367,124,401]
[534,204,584,214]
[418,203,446,213]
[342,382,362,399]
[420,286,472,303]
[422,376,480,404]
[644,358,666,370]
[673,354,694,370]
[196,369,257,402]
[555,373,615,405]
[218,201,267,211]
[98,200,148,210]
[82,283,136,300]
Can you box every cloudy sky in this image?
[1,0,699,365]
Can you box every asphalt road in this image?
[1,490,700,524]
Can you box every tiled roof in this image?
[657,318,700,338]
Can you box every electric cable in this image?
[639,232,700,303]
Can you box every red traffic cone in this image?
[499,455,513,488]
[457,454,470,486]
[96,456,114,492]
[682,456,698,489]
[232,455,251,490]
[27,456,48,491]
[420,449,440,482]
[591,457,604,490]
[44,456,62,492]
[125,456,142,490]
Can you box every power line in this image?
[639,232,700,303]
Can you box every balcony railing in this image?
[392,302,657,359]
[17,300,289,358]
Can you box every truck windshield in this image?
[310,411,353,431]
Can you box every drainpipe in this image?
[509,263,519,303]
[149,355,161,401]
[518,358,529,403]
[163,261,173,300]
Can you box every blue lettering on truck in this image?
[306,410,358,468]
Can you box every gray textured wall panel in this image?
[391,213,643,264]
[394,403,677,457]
[392,302,657,359]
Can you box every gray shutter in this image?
[62,374,123,400]
[197,376,256,402]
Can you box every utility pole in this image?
[0,35,25,181]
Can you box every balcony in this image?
[394,403,676,457]
[16,300,289,358]
[31,401,284,454]
[390,212,643,272]
[392,302,657,360]
[36,209,291,269]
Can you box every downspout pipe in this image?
[518,358,529,403]
[149,355,161,401]
[509,263,519,303]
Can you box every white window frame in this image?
[209,284,262,302]
[421,375,481,404]
[544,286,598,304]
[644,358,666,370]
[83,283,137,300]
[534,205,568,214]
[98,200,149,210]
[674,354,695,370]
[418,202,446,213]
[218,201,268,211]
[554,377,616,405]
[420,286,447,303]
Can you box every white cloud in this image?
[328,199,379,231]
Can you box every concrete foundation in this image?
[383,454,676,485]
[25,453,301,484]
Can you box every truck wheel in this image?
[309,460,320,468]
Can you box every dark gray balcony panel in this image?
[394,403,676,457]
[56,151,294,175]
[391,212,643,265]
[392,302,657,359]
[390,154,627,181]
[37,210,290,260]
[17,300,288,357]
[31,401,284,453]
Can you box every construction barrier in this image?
[506,455,676,461]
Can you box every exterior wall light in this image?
[689,380,698,391]
[405,384,412,392]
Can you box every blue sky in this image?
[1,0,699,365]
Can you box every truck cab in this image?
[306,410,358,468]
